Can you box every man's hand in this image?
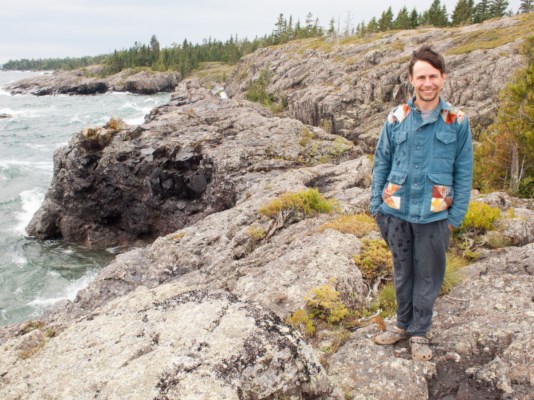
[448,224,454,232]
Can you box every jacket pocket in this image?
[428,173,453,212]
[434,131,457,160]
[383,171,407,211]
[393,130,408,144]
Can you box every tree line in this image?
[2,0,531,73]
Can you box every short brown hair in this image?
[408,45,447,76]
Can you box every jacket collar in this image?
[407,96,451,113]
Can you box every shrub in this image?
[460,201,501,233]
[286,308,316,337]
[353,239,393,282]
[246,224,266,241]
[305,280,349,324]
[319,214,378,237]
[258,188,336,219]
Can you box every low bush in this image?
[460,201,501,233]
[259,188,336,219]
[353,239,392,282]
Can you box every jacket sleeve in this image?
[369,120,393,215]
[448,116,473,228]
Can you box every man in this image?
[369,45,473,361]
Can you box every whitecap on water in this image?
[14,187,45,235]
[124,116,145,125]
[27,270,98,308]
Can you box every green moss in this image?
[353,239,393,282]
[258,188,337,219]
[328,137,353,157]
[319,214,377,237]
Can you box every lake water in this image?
[0,70,171,326]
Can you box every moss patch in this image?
[319,214,377,237]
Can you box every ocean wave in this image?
[27,270,98,308]
[14,187,45,236]
[124,116,145,125]
[0,107,45,119]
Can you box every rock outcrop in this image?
[0,286,338,400]
[226,15,533,150]
[6,66,181,95]
[27,79,358,248]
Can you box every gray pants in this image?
[375,213,450,337]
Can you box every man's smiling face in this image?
[409,60,446,109]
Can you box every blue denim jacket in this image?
[369,96,473,228]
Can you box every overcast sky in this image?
[0,0,522,64]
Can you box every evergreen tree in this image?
[394,6,412,29]
[427,0,449,26]
[452,0,475,25]
[367,17,379,33]
[378,7,394,31]
[474,0,491,22]
[410,8,420,28]
[474,36,534,196]
[519,0,533,13]
[328,18,336,36]
[489,0,509,17]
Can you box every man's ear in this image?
[442,72,448,79]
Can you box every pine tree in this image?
[367,17,379,33]
[452,0,475,25]
[425,0,449,26]
[489,0,509,17]
[410,8,420,28]
[328,18,336,36]
[394,6,412,29]
[474,0,491,22]
[378,7,394,31]
[474,36,534,196]
[519,0,533,13]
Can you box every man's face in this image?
[409,60,446,106]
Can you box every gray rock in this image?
[27,79,359,248]
[6,67,181,95]
[226,17,526,150]
[0,285,338,400]
[0,113,12,119]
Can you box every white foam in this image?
[12,254,27,267]
[0,160,53,171]
[124,116,145,125]
[14,187,45,235]
[28,270,98,307]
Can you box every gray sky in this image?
[0,0,522,64]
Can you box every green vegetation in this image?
[371,283,397,317]
[440,253,468,295]
[474,35,534,197]
[460,201,501,233]
[244,68,287,113]
[286,279,348,337]
[353,239,393,282]
[319,214,377,237]
[258,188,336,219]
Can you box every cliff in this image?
[1,14,533,400]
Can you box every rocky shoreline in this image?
[1,14,533,400]
[5,66,181,95]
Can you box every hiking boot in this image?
[409,336,432,361]
[372,326,407,345]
